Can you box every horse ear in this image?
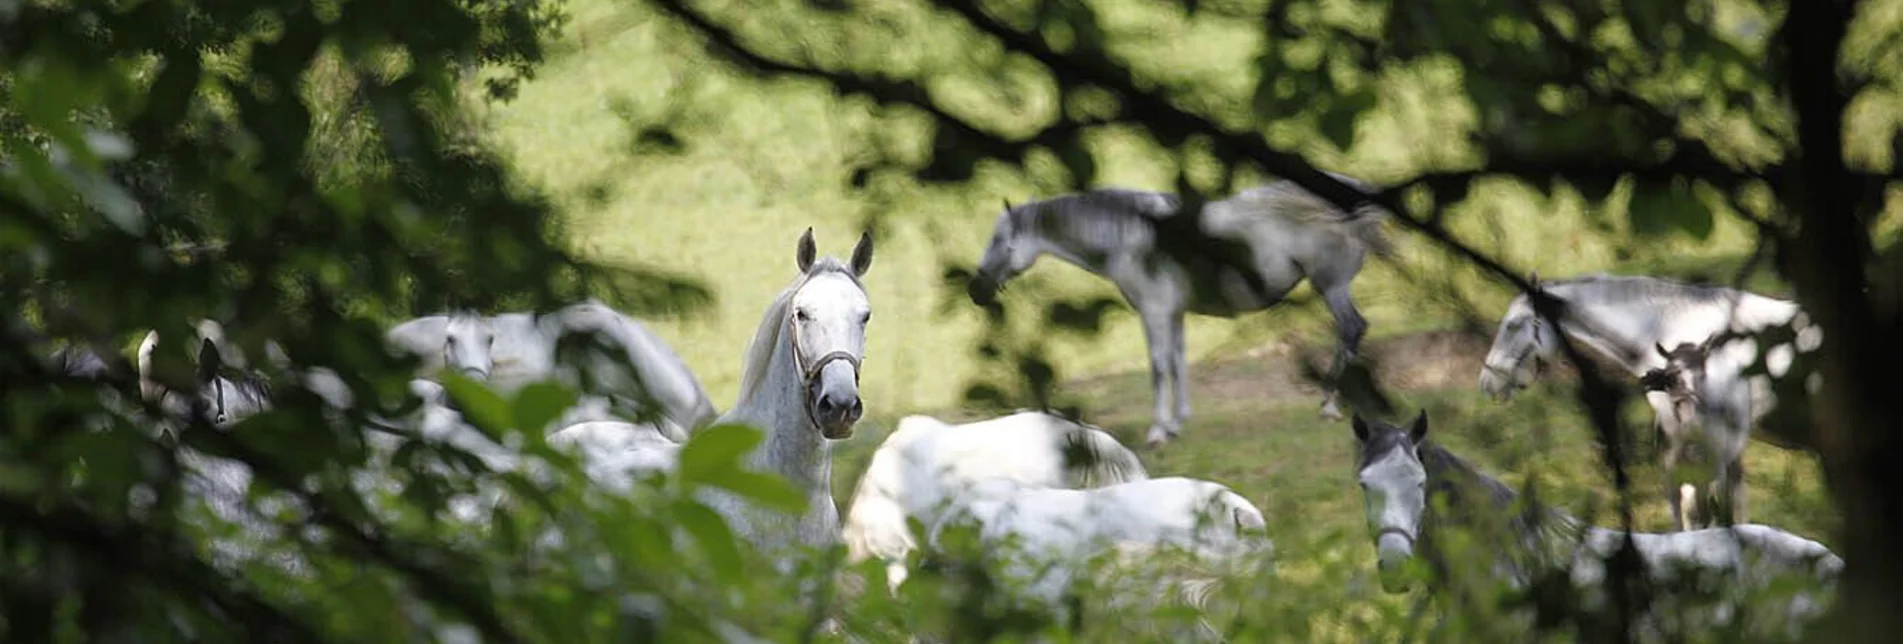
[1527,270,1540,288]
[850,230,874,277]
[1656,342,1672,360]
[1351,414,1371,443]
[195,338,221,384]
[797,227,816,273]
[1002,198,1013,212]
[1408,410,1429,443]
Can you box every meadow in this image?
[469,0,1858,636]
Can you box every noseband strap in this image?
[786,299,864,428]
[1375,526,1416,547]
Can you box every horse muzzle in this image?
[966,274,999,308]
[1478,366,1522,401]
[1375,531,1415,593]
[806,361,864,439]
[812,389,863,439]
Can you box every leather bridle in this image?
[788,298,864,428]
[1482,317,1546,385]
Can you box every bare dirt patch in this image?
[1073,329,1507,404]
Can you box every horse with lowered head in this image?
[1477,273,1818,530]
[1351,411,1841,642]
[967,176,1393,447]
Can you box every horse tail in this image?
[1059,422,1150,487]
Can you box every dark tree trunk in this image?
[1778,1,1903,640]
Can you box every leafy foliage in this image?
[4,0,1899,640]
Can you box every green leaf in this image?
[512,381,580,432]
[440,372,514,433]
[673,499,744,583]
[1318,88,1377,151]
[1626,180,1713,240]
[1054,138,1097,186]
[712,470,807,515]
[677,423,763,485]
[626,515,675,566]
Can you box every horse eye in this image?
[795,309,812,322]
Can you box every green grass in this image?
[453,0,1888,637]
[472,0,1815,416]
[820,364,1835,640]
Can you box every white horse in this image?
[387,300,718,439]
[841,410,1151,594]
[1641,326,1824,529]
[924,475,1271,640]
[966,176,1393,446]
[1351,412,1841,642]
[1476,273,1814,530]
[544,228,875,557]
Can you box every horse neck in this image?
[1541,302,1661,374]
[1418,447,1566,572]
[1017,205,1112,274]
[721,319,832,498]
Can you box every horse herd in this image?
[39,177,1848,640]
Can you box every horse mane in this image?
[1416,442,1521,511]
[1417,441,1584,542]
[1049,416,1150,487]
[731,257,862,409]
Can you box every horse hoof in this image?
[1318,405,1344,421]
[1145,427,1177,448]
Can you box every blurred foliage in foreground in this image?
[2,0,1897,641]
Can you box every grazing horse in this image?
[966,176,1393,446]
[841,410,1151,594]
[393,301,718,440]
[1477,273,1817,530]
[1350,412,1842,642]
[1641,325,1824,530]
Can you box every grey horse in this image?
[1351,412,1841,642]
[968,176,1393,446]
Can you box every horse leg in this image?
[1317,281,1368,421]
[1721,450,1748,527]
[1170,310,1192,431]
[1661,423,1690,532]
[1140,308,1184,447]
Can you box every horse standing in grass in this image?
[1641,326,1824,529]
[841,410,1151,594]
[966,176,1393,447]
[1477,273,1817,531]
[1350,412,1841,642]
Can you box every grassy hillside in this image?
[454,0,1879,637]
[471,0,1795,416]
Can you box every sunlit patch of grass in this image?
[472,0,1833,416]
